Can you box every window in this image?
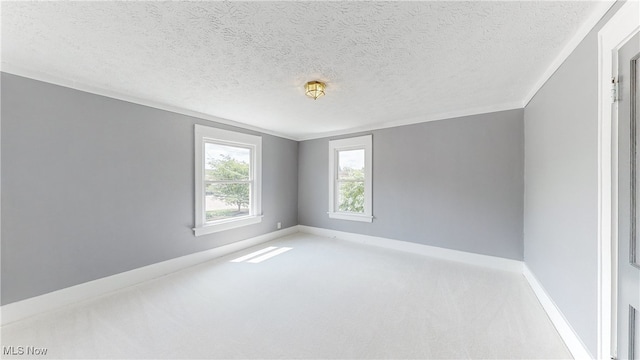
[194,125,262,236]
[328,135,373,222]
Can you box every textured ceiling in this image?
[2,1,606,140]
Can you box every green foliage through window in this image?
[338,167,364,213]
[206,155,250,212]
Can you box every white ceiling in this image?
[1,1,612,140]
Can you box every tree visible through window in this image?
[194,125,262,236]
[337,149,365,213]
[205,143,251,222]
[328,135,372,223]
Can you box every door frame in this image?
[598,2,640,359]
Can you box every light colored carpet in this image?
[0,233,572,359]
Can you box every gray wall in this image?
[523,2,625,356]
[298,109,524,260]
[1,73,298,305]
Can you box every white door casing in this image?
[598,2,640,359]
[616,32,640,360]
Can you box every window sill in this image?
[327,212,373,223]
[193,215,263,236]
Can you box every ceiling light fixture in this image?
[305,81,326,100]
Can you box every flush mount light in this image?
[305,81,326,100]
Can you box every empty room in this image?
[1,1,638,359]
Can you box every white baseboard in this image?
[1,223,594,360]
[523,265,593,360]
[298,226,592,358]
[297,225,524,273]
[0,226,298,326]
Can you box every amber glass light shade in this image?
[305,81,326,100]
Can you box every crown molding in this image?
[523,0,616,107]
[296,102,524,141]
[2,64,524,142]
[1,0,617,142]
[0,65,298,141]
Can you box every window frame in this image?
[193,125,262,236]
[328,135,373,222]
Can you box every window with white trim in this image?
[328,135,373,222]
[194,125,262,236]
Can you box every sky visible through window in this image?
[338,149,364,170]
[205,143,250,168]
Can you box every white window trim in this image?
[328,135,373,222]
[193,125,262,236]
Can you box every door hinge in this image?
[612,77,619,103]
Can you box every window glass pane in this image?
[338,149,365,181]
[205,183,250,222]
[205,143,251,181]
[338,181,365,213]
